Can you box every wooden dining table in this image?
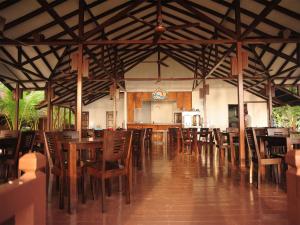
[58,137,103,214]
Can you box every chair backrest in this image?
[17,130,36,155]
[94,129,104,138]
[245,128,260,161]
[227,127,239,133]
[181,128,192,141]
[0,130,19,160]
[145,128,152,140]
[267,128,289,136]
[255,127,267,136]
[213,128,221,146]
[43,132,63,170]
[0,130,19,138]
[62,130,79,139]
[81,129,95,138]
[199,128,209,139]
[130,129,142,149]
[103,130,132,165]
[168,128,178,140]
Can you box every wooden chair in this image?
[130,129,144,169]
[0,130,20,180]
[44,131,85,209]
[267,127,290,136]
[213,128,229,158]
[197,128,210,153]
[144,128,152,151]
[62,130,79,139]
[245,128,282,189]
[86,130,133,212]
[168,128,177,146]
[181,128,193,153]
[94,129,104,138]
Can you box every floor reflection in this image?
[47,142,288,225]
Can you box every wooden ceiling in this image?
[0,0,300,107]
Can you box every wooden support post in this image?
[267,80,273,127]
[203,79,207,127]
[113,82,117,130]
[237,41,245,168]
[69,108,72,129]
[14,83,20,130]
[57,106,61,130]
[124,91,127,129]
[76,44,83,138]
[63,107,66,129]
[46,81,52,131]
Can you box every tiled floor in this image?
[47,144,288,225]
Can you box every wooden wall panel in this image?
[127,91,192,122]
[176,92,184,110]
[135,92,143,108]
[184,92,192,110]
[127,93,135,122]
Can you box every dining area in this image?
[1,0,300,224]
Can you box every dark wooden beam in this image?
[175,0,237,39]
[83,0,146,40]
[241,0,281,39]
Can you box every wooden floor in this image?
[47,144,288,225]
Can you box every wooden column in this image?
[69,108,72,129]
[76,44,83,138]
[124,91,127,129]
[285,150,300,225]
[46,81,52,131]
[267,80,273,127]
[63,107,66,129]
[203,79,207,127]
[237,41,245,168]
[113,82,117,130]
[57,106,61,130]
[14,83,20,130]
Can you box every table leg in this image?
[229,134,235,166]
[68,143,77,214]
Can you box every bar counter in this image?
[127,123,182,130]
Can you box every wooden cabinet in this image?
[106,111,117,128]
[82,111,89,129]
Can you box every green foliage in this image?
[0,83,44,130]
[272,105,300,130]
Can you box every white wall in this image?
[192,80,268,130]
[83,53,268,129]
[151,101,177,123]
[83,94,124,129]
[134,101,151,123]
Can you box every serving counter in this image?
[127,123,182,130]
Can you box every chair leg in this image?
[48,174,54,202]
[106,178,112,197]
[81,172,86,204]
[101,178,106,213]
[59,176,64,209]
[249,161,253,184]
[90,176,95,200]
[257,166,261,189]
[125,174,131,204]
[277,164,281,185]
